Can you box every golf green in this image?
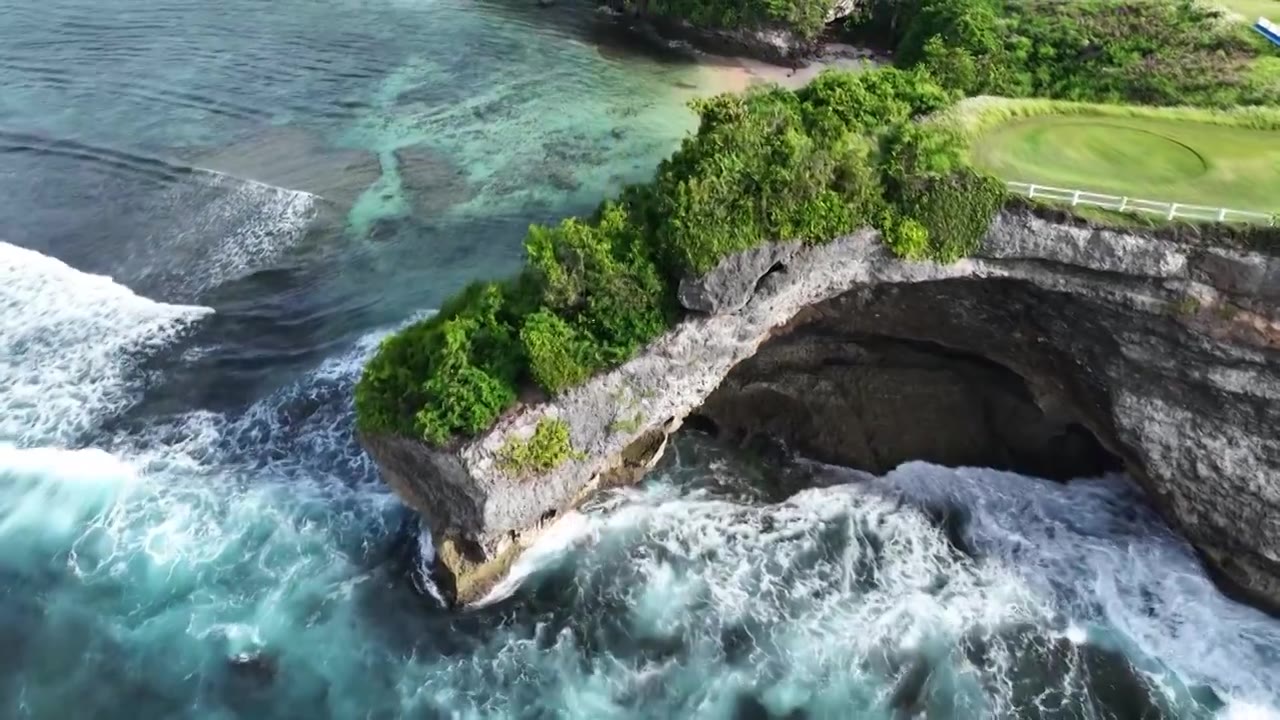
[970,115,1280,211]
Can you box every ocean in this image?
[1,0,1278,717]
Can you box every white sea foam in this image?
[172,171,319,293]
[111,170,320,298]
[0,241,212,445]
[476,457,1280,717]
[2,287,1275,718]
[873,462,1280,714]
[0,443,137,547]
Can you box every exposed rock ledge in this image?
[598,1,859,66]
[362,208,1280,609]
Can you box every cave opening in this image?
[694,332,1124,482]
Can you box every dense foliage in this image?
[891,0,1280,106]
[357,0,1280,460]
[878,122,1008,262]
[618,0,840,38]
[355,68,991,446]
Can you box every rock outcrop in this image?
[361,207,1280,610]
[599,0,861,65]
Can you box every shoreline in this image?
[690,42,887,94]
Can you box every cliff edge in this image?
[361,208,1280,609]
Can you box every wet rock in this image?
[227,652,277,686]
[964,626,1169,719]
[698,334,1122,481]
[392,146,473,219]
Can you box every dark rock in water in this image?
[392,146,474,219]
[732,693,807,720]
[887,656,934,716]
[545,167,581,191]
[227,652,277,686]
[1188,684,1227,712]
[920,501,975,558]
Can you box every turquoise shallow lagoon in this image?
[2,0,1280,717]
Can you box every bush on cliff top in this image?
[355,68,1002,446]
[890,0,1280,107]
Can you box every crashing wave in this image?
[0,241,212,446]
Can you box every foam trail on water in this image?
[0,241,212,445]
[134,170,320,296]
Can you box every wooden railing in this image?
[1005,181,1277,225]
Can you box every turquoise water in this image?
[3,0,1280,717]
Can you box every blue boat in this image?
[1256,16,1280,46]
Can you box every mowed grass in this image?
[1216,0,1280,21]
[968,114,1280,212]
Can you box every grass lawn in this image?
[1216,0,1280,20]
[969,115,1280,212]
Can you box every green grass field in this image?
[1216,0,1280,20]
[967,113,1280,212]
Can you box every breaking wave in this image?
[1,307,1278,716]
[0,241,211,445]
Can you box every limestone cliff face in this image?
[361,209,1280,609]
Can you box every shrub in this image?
[520,310,600,394]
[525,202,671,364]
[652,70,954,277]
[356,67,1014,446]
[880,123,1006,262]
[879,213,931,260]
[900,169,1007,262]
[891,0,1280,107]
[355,281,524,444]
[498,418,582,477]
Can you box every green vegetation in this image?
[1215,0,1280,21]
[356,68,998,444]
[609,412,646,435]
[628,0,841,37]
[358,0,1280,448]
[941,97,1280,211]
[497,418,583,477]
[888,0,1280,107]
[1172,295,1203,316]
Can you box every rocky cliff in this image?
[599,0,861,65]
[361,208,1280,609]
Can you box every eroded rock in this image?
[361,208,1280,612]
[677,240,801,314]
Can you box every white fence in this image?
[1006,181,1277,225]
